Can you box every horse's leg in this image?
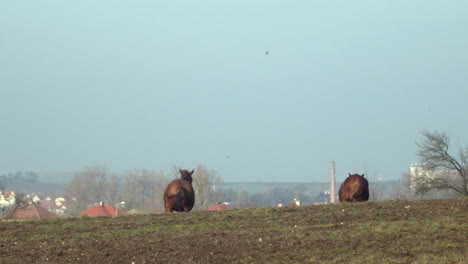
[165,197,174,213]
[183,200,192,212]
[164,196,169,213]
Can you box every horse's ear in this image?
[179,169,183,174]
[190,169,195,175]
[348,173,351,176]
[362,174,365,177]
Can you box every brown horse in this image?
[339,173,369,202]
[163,169,195,213]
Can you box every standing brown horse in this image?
[339,173,369,202]
[163,169,195,213]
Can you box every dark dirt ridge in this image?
[1,198,467,264]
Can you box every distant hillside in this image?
[219,182,331,196]
[219,180,400,196]
[4,179,67,196]
[35,171,75,184]
[0,170,72,196]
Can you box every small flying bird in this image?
[265,51,269,55]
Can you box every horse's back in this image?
[164,179,195,212]
[164,179,193,196]
[339,174,369,202]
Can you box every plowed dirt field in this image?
[1,198,467,263]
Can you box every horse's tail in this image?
[350,177,368,201]
[173,188,186,211]
[177,187,185,199]
[350,179,361,194]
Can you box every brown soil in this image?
[1,198,467,263]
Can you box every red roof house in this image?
[3,203,58,220]
[80,203,123,217]
[40,199,56,209]
[208,203,232,211]
[104,205,123,216]
[287,200,302,207]
[313,202,328,205]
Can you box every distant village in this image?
[0,190,241,220]
[0,191,75,218]
[1,189,323,220]
[0,167,408,220]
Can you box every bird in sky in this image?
[265,51,269,55]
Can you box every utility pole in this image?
[331,161,336,203]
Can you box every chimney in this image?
[331,161,336,203]
[99,201,104,207]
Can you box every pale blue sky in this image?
[1,1,468,182]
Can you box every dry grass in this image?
[1,197,467,263]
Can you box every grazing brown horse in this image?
[163,169,195,213]
[339,173,369,202]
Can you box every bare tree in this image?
[0,177,6,192]
[413,130,468,196]
[103,173,122,206]
[122,169,139,210]
[136,170,152,208]
[390,172,415,200]
[135,169,165,210]
[67,166,110,216]
[122,169,168,211]
[192,164,222,210]
[236,190,248,208]
[151,171,169,211]
[361,163,388,201]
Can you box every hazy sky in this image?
[1,1,468,182]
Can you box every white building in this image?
[0,191,16,208]
[409,164,461,194]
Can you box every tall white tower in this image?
[331,161,336,203]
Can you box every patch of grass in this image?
[1,197,467,263]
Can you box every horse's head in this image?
[179,169,194,183]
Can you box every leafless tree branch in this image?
[414,130,468,196]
